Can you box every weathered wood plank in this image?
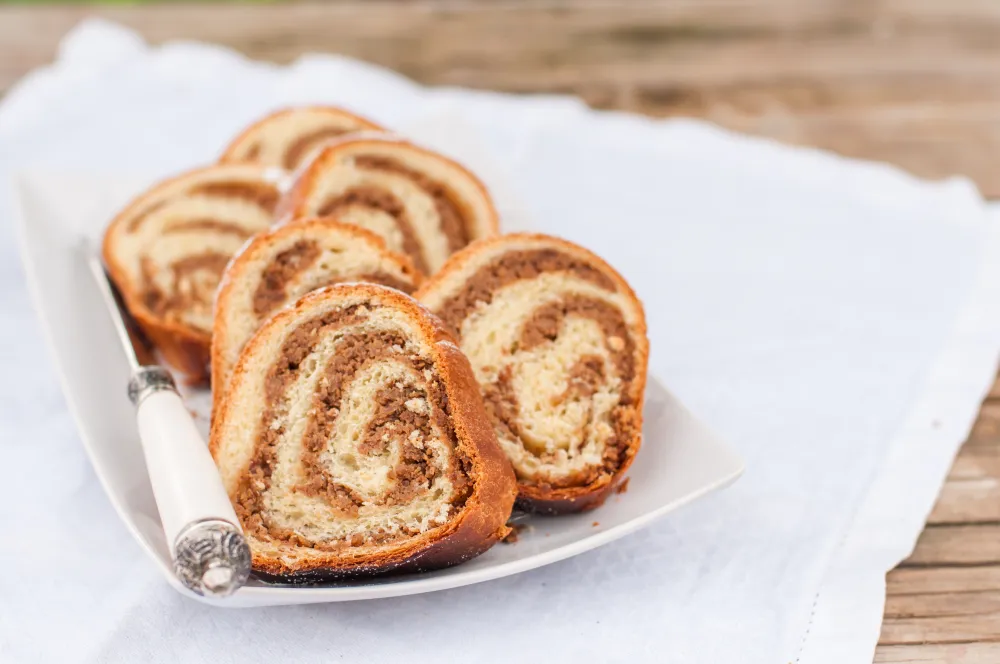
[948,447,1000,480]
[929,443,1000,524]
[875,642,1000,664]
[886,591,1000,619]
[904,525,1000,567]
[928,478,1000,524]
[881,613,1000,645]
[7,3,1000,99]
[965,402,1000,446]
[4,1,1000,194]
[888,566,1000,596]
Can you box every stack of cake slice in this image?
[102,106,649,579]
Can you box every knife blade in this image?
[88,253,251,598]
[88,255,158,370]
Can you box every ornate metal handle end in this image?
[173,519,251,597]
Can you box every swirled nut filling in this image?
[433,248,640,491]
[250,240,420,318]
[354,155,470,252]
[161,218,254,238]
[211,222,425,420]
[187,181,280,212]
[236,305,472,550]
[318,186,428,273]
[131,179,281,327]
[141,252,232,319]
[252,240,324,316]
[242,142,262,162]
[313,155,474,273]
[436,249,617,332]
[282,127,350,170]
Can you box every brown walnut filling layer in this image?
[317,186,428,274]
[443,250,637,490]
[128,178,281,321]
[520,295,636,390]
[436,248,617,333]
[242,142,262,162]
[250,239,418,318]
[161,218,254,239]
[126,180,279,232]
[313,154,474,273]
[141,251,231,323]
[187,181,280,213]
[252,240,323,316]
[282,127,349,170]
[236,304,472,550]
[355,155,470,253]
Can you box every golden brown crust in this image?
[102,165,282,384]
[276,136,501,265]
[218,106,384,166]
[211,283,517,578]
[210,217,423,419]
[415,232,650,515]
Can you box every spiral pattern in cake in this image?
[417,234,649,513]
[220,106,384,170]
[210,284,517,578]
[102,165,285,380]
[211,219,422,414]
[281,137,499,274]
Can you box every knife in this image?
[88,254,251,598]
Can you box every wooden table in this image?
[3,2,999,661]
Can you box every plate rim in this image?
[13,170,745,607]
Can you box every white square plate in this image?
[14,169,744,607]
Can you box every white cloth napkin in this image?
[3,19,1000,664]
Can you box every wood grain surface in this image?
[3,2,999,662]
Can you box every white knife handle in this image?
[129,367,251,597]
